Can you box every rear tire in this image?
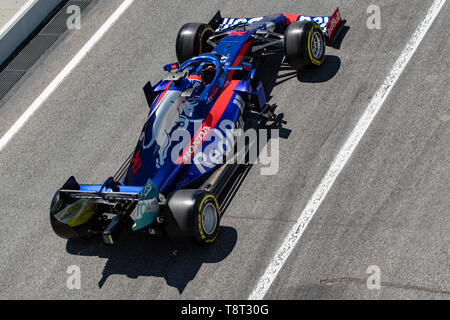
[166,189,221,245]
[176,23,214,63]
[284,21,326,70]
[192,192,221,245]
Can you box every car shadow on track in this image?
[252,52,342,100]
[297,55,341,83]
[271,55,342,87]
[219,112,291,214]
[66,226,237,294]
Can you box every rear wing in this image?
[52,177,161,238]
[57,176,142,203]
[59,189,140,202]
[208,8,345,42]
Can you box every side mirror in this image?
[226,64,253,80]
[242,62,254,81]
[225,66,244,72]
[164,62,179,71]
[241,62,253,70]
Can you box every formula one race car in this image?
[50,9,345,245]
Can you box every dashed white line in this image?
[0,0,136,153]
[249,0,447,300]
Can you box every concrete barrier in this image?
[0,0,63,66]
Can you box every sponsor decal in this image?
[229,31,248,36]
[326,8,342,39]
[216,17,263,31]
[131,151,142,174]
[181,126,211,164]
[193,120,236,174]
[143,90,198,168]
[221,15,333,35]
[176,81,240,164]
[299,15,330,32]
[131,179,160,231]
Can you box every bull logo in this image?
[143,90,198,168]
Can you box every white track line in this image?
[0,0,37,38]
[0,0,135,153]
[249,0,447,300]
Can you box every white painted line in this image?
[0,0,136,153]
[249,0,447,300]
[0,0,37,39]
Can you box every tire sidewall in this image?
[197,25,214,56]
[176,23,214,63]
[284,21,326,69]
[193,192,221,245]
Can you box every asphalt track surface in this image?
[0,0,448,299]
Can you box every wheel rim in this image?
[201,203,217,235]
[311,31,323,59]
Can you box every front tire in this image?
[176,23,214,63]
[284,21,326,70]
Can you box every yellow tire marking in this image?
[308,25,325,66]
[199,27,213,54]
[197,194,220,243]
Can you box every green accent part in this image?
[131,179,160,231]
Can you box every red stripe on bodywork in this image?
[226,40,253,82]
[176,80,240,165]
[154,81,172,107]
[232,40,253,67]
[283,14,300,25]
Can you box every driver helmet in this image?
[198,64,216,84]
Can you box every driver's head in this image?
[186,75,205,97]
[187,75,204,84]
[199,64,216,84]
